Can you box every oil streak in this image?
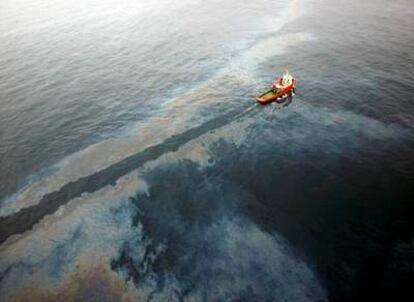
[0,104,258,245]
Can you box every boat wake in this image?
[0,103,259,244]
[0,0,313,253]
[0,31,314,219]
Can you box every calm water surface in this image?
[0,0,413,301]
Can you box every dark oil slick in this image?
[0,0,413,301]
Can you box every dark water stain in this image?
[211,134,414,302]
[108,121,414,301]
[0,104,257,245]
[111,158,321,301]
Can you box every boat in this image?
[256,70,296,105]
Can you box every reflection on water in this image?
[0,0,413,301]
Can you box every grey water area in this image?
[0,0,413,301]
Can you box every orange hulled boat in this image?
[256,70,296,105]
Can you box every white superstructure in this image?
[282,70,293,87]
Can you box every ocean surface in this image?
[0,0,413,301]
